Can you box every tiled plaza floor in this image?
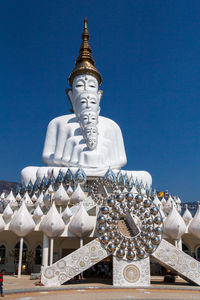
[2,275,200,300]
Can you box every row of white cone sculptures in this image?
[0,182,199,242]
[0,183,94,238]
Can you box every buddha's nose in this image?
[84,83,88,90]
[87,102,91,108]
[86,96,91,108]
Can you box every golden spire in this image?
[68,18,102,86]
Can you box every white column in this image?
[42,234,49,267]
[80,238,83,248]
[80,238,83,279]
[49,237,54,265]
[177,238,182,251]
[18,237,23,278]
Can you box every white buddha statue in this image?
[21,19,152,187]
[42,73,126,168]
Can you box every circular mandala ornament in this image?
[92,178,163,261]
[79,260,86,268]
[84,255,90,262]
[44,267,55,279]
[57,260,66,269]
[58,273,68,283]
[67,267,76,278]
[123,265,140,283]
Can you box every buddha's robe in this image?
[42,114,127,169]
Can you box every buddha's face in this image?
[84,125,97,136]
[83,125,98,150]
[73,74,98,95]
[79,110,98,126]
[68,74,101,117]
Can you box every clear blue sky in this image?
[1,0,200,202]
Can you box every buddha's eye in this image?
[91,100,96,104]
[80,99,86,104]
[76,82,84,88]
[88,80,96,88]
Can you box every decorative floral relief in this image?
[41,238,108,286]
[113,256,150,287]
[152,239,200,285]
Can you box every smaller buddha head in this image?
[67,74,102,117]
[79,109,98,127]
[83,124,98,150]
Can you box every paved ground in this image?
[2,275,200,299]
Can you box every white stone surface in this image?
[152,239,200,285]
[0,215,5,231]
[129,185,138,195]
[67,186,73,196]
[164,204,186,239]
[113,256,150,287]
[42,74,127,170]
[21,72,152,187]
[5,190,15,204]
[159,207,166,220]
[188,203,200,239]
[35,192,44,207]
[68,202,94,237]
[0,193,5,200]
[31,193,38,203]
[9,202,35,237]
[153,195,161,208]
[48,185,54,194]
[183,204,192,225]
[43,190,51,207]
[3,204,13,219]
[163,195,174,214]
[39,202,65,237]
[160,197,166,209]
[22,191,34,208]
[33,204,44,220]
[41,238,108,286]
[9,197,18,209]
[70,196,95,216]
[62,206,72,220]
[53,183,69,206]
[22,166,152,188]
[70,184,86,204]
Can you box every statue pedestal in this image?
[21,166,152,187]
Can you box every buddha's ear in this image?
[65,89,74,112]
[65,89,73,105]
[98,90,103,102]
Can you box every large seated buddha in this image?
[21,19,152,187]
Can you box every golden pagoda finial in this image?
[68,18,102,86]
[84,17,88,29]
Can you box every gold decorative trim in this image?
[68,18,102,86]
